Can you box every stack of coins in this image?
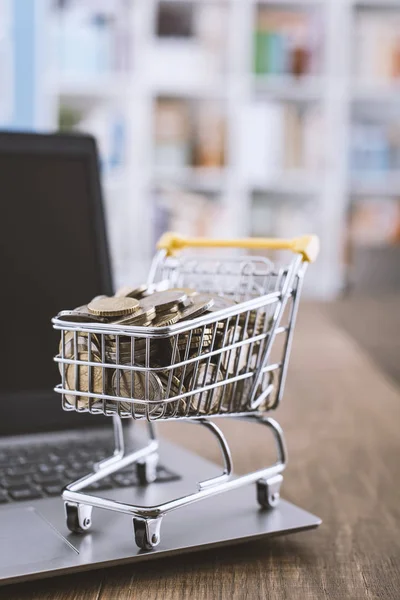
[184,363,224,415]
[57,287,273,417]
[60,332,104,411]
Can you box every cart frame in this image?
[52,233,319,550]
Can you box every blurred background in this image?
[1,0,399,379]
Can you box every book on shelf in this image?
[238,101,324,185]
[154,98,191,169]
[253,8,323,78]
[238,102,285,185]
[50,1,132,78]
[157,1,226,50]
[153,98,226,170]
[153,2,227,80]
[251,194,318,265]
[59,104,126,176]
[351,120,400,174]
[156,2,194,38]
[152,187,226,251]
[349,198,400,247]
[354,11,400,83]
[193,101,226,169]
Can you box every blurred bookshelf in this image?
[36,0,400,296]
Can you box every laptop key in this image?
[6,465,36,477]
[33,473,63,485]
[41,464,65,475]
[38,463,55,474]
[0,490,9,503]
[67,461,85,471]
[42,485,62,497]
[9,486,42,501]
[0,440,181,503]
[64,469,88,480]
[1,475,31,488]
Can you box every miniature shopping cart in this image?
[52,233,319,550]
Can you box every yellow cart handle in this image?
[157,232,319,263]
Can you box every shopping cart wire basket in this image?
[52,233,319,550]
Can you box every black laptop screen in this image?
[0,135,113,435]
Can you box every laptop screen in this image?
[0,134,113,435]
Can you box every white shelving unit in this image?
[42,0,400,297]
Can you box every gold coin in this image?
[154,304,180,315]
[88,296,139,317]
[58,332,101,376]
[138,295,161,313]
[106,344,155,355]
[113,308,156,326]
[220,326,249,375]
[177,340,213,353]
[114,284,148,299]
[186,364,224,414]
[173,288,197,296]
[156,372,187,417]
[177,332,213,345]
[59,331,100,354]
[114,369,164,401]
[158,372,185,394]
[106,334,138,345]
[234,370,275,413]
[239,310,266,335]
[64,352,105,410]
[191,326,215,337]
[140,290,188,313]
[153,312,181,327]
[112,369,165,416]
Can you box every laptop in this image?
[0,132,320,586]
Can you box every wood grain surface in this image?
[1,305,399,599]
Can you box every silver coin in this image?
[179,295,215,321]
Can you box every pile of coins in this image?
[57,285,273,417]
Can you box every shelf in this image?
[352,82,400,104]
[147,39,226,99]
[253,75,323,102]
[254,0,324,5]
[40,0,357,300]
[252,172,323,195]
[351,0,400,8]
[158,0,227,3]
[350,173,400,197]
[161,0,324,3]
[152,82,226,100]
[153,166,227,192]
[51,75,128,108]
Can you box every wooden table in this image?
[2,306,399,599]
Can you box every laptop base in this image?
[0,440,321,586]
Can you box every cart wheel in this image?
[133,517,162,551]
[65,502,93,534]
[257,474,283,509]
[136,452,158,485]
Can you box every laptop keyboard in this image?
[0,439,180,504]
